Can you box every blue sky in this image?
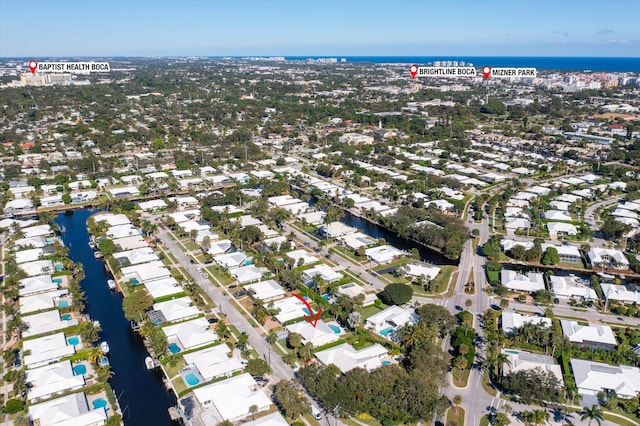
[1,0,638,57]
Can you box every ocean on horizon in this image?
[282,56,640,73]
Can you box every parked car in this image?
[229,284,238,289]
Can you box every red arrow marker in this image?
[409,64,418,79]
[293,293,322,328]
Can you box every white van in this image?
[310,405,322,420]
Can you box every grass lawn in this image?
[183,241,200,251]
[604,411,640,426]
[331,246,365,264]
[171,376,188,396]
[371,258,412,272]
[362,304,385,319]
[162,358,186,379]
[479,414,491,426]
[430,265,456,293]
[487,269,499,283]
[445,407,465,426]
[206,266,235,286]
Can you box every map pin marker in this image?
[28,60,38,74]
[409,65,418,79]
[482,66,491,80]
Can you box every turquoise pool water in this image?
[67,336,80,346]
[168,343,181,354]
[73,364,87,375]
[58,300,69,308]
[55,265,63,271]
[130,278,140,285]
[61,314,72,321]
[184,373,200,386]
[322,294,330,300]
[379,327,394,336]
[328,324,340,334]
[504,349,519,355]
[302,308,311,315]
[245,260,252,266]
[381,360,392,366]
[53,278,63,285]
[92,398,107,409]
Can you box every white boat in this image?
[107,280,116,290]
[145,356,155,370]
[94,251,103,259]
[100,341,110,354]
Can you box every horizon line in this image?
[2,54,640,59]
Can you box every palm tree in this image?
[581,404,604,426]
[13,413,30,426]
[88,347,105,364]
[215,322,231,341]
[453,394,462,415]
[249,404,259,421]
[266,330,277,345]
[236,332,249,350]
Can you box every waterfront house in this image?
[29,392,107,426]
[550,275,597,300]
[162,317,217,351]
[192,373,272,423]
[183,344,244,381]
[541,243,582,264]
[23,333,75,368]
[143,277,183,300]
[600,283,640,305]
[152,296,200,323]
[365,305,417,338]
[364,245,406,264]
[25,360,85,402]
[588,248,629,269]
[22,310,78,338]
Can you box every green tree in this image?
[98,238,116,256]
[380,283,413,305]
[273,379,309,418]
[541,246,560,265]
[122,290,154,322]
[246,358,272,377]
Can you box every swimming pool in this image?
[379,327,394,337]
[130,278,140,285]
[322,294,330,300]
[53,278,63,285]
[381,360,392,366]
[58,300,69,308]
[168,343,181,354]
[61,314,72,321]
[67,336,80,346]
[328,324,341,334]
[73,364,87,375]
[55,265,63,272]
[302,308,311,315]
[92,398,107,409]
[184,373,200,386]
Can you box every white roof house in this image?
[365,305,417,337]
[315,343,388,373]
[94,213,131,227]
[29,392,107,426]
[340,232,375,250]
[243,412,288,426]
[320,222,357,238]
[19,290,68,314]
[244,280,285,301]
[601,284,640,304]
[550,275,597,300]
[106,224,140,239]
[153,297,200,323]
[113,247,159,266]
[302,264,343,285]
[286,320,343,347]
[163,317,217,351]
[23,310,78,338]
[15,248,45,264]
[19,274,57,296]
[500,269,545,292]
[214,252,247,270]
[500,239,535,252]
[501,349,563,386]
[138,199,168,211]
[588,248,629,269]
[235,215,262,228]
[144,277,183,299]
[192,373,272,422]
[229,265,264,284]
[571,359,640,399]
[121,261,171,284]
[273,297,308,323]
[19,260,54,277]
[207,239,233,256]
[335,283,378,306]
[297,211,326,226]
[285,249,319,266]
[547,222,578,237]
[403,263,441,280]
[544,210,573,221]
[501,312,551,335]
[364,245,406,264]
[25,360,85,402]
[505,218,531,233]
[561,320,617,349]
[21,224,53,238]
[111,235,147,251]
[183,344,244,381]
[24,333,75,368]
[13,235,48,249]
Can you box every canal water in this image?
[56,209,177,426]
[340,211,457,266]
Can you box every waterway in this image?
[339,211,456,266]
[56,209,177,426]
